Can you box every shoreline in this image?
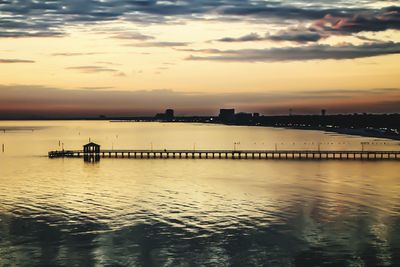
[284,126,400,141]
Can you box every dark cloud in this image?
[217,4,336,20]
[267,29,324,43]
[216,33,264,42]
[268,7,400,43]
[215,30,324,43]
[312,8,400,34]
[0,58,35,63]
[0,1,398,38]
[186,42,400,62]
[214,5,400,44]
[0,84,399,117]
[0,31,64,38]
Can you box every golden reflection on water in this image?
[0,121,399,265]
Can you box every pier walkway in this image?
[49,149,400,160]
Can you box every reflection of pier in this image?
[48,143,400,161]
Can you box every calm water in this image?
[0,121,399,266]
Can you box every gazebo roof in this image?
[83,142,100,147]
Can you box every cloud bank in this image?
[0,1,398,38]
[187,42,400,62]
[1,1,398,63]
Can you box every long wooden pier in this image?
[48,149,400,161]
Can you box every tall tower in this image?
[165,109,174,120]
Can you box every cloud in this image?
[213,5,400,44]
[80,86,113,90]
[186,42,400,62]
[66,66,126,77]
[0,58,35,63]
[175,48,221,53]
[215,33,264,42]
[215,30,324,44]
[268,7,400,43]
[0,85,399,117]
[52,52,102,56]
[111,32,155,40]
[66,66,119,73]
[96,61,121,66]
[312,8,400,34]
[114,72,127,77]
[216,3,367,21]
[267,29,325,43]
[0,31,64,38]
[129,41,190,47]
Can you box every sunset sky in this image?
[1,0,400,117]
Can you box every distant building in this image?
[155,113,164,120]
[219,109,235,123]
[321,109,326,116]
[253,113,260,124]
[234,112,252,124]
[155,109,175,121]
[235,112,252,121]
[165,109,174,120]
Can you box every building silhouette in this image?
[219,109,235,123]
[155,109,175,121]
[235,112,253,124]
[165,109,174,120]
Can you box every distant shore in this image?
[111,120,400,141]
[284,126,400,141]
[1,113,400,141]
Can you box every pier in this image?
[48,143,400,161]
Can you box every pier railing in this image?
[48,149,400,160]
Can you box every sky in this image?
[0,0,400,118]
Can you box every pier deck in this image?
[48,149,400,160]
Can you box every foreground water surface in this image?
[0,121,399,266]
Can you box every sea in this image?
[0,121,399,266]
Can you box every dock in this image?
[48,142,400,161]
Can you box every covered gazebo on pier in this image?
[83,142,101,154]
